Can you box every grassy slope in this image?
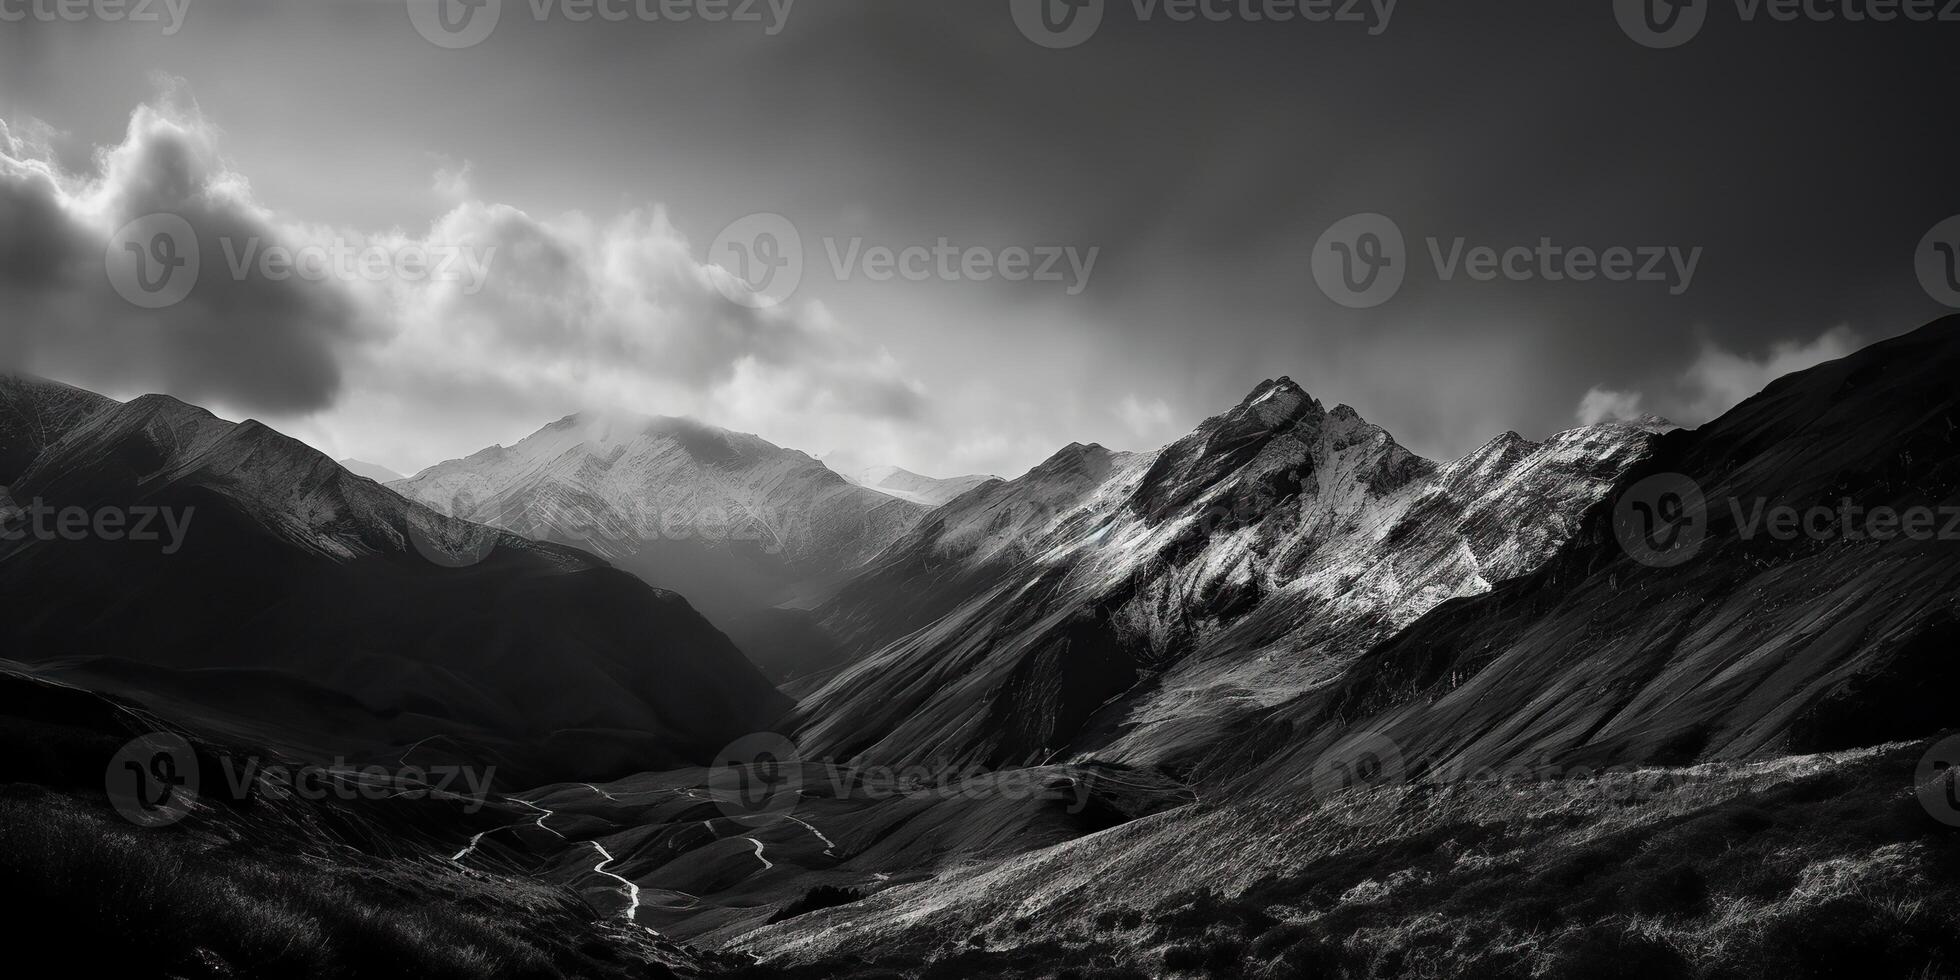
[0,671,735,979]
[736,741,1960,979]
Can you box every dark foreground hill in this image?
[0,665,741,978]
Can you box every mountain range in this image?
[0,375,787,785]
[6,317,1960,977]
[794,380,1667,772]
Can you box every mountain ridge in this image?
[791,375,1663,773]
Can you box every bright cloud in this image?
[1,90,931,476]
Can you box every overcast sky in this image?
[3,1,1956,479]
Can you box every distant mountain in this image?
[392,413,927,683]
[792,379,1665,770]
[848,465,999,507]
[337,458,406,483]
[0,375,789,784]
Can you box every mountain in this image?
[17,321,1960,979]
[730,317,1960,979]
[1217,314,1960,791]
[0,375,790,785]
[337,458,406,483]
[0,373,114,481]
[847,465,999,507]
[392,413,927,683]
[792,441,1147,695]
[791,379,1665,772]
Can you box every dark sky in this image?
[2,0,1955,476]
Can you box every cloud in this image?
[1675,325,1861,423]
[1573,324,1864,431]
[0,90,359,413]
[1117,394,1174,438]
[3,90,929,474]
[1575,386,1645,426]
[432,160,474,202]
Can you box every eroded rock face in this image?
[794,377,1663,774]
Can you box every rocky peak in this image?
[1030,442,1114,480]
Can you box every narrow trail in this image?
[587,840,643,926]
[746,837,774,870]
[514,798,567,839]
[778,814,837,856]
[731,811,837,857]
[491,797,649,932]
[445,783,789,928]
[450,829,491,863]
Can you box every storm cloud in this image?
[2,1,1955,477]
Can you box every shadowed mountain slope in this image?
[0,377,790,785]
